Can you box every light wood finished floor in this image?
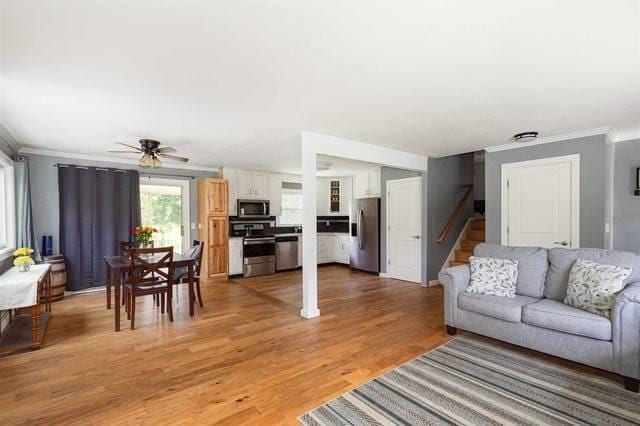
[0,265,448,425]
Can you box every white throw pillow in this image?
[564,258,632,319]
[466,256,519,298]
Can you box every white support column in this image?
[301,141,320,318]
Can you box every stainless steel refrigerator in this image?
[349,198,380,273]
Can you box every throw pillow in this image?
[466,256,519,298]
[564,258,632,319]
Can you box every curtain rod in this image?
[54,163,195,179]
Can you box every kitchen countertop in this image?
[230,232,349,238]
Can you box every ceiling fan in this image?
[108,139,189,168]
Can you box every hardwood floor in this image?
[0,265,449,425]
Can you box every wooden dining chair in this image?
[173,240,205,307]
[119,240,155,306]
[124,246,174,330]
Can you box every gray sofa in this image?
[439,243,640,392]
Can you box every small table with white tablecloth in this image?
[0,264,52,353]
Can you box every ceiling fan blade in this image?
[107,150,140,153]
[156,146,177,153]
[158,153,189,162]
[115,142,143,151]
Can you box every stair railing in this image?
[436,184,474,244]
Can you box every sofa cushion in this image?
[474,243,548,298]
[545,248,640,301]
[522,299,612,341]
[458,292,539,323]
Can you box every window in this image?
[0,151,15,259]
[279,188,303,225]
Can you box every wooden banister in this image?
[436,184,474,244]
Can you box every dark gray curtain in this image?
[14,156,41,262]
[59,166,141,291]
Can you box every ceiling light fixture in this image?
[139,154,154,168]
[513,131,539,143]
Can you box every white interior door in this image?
[386,177,422,283]
[502,155,580,248]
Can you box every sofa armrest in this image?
[438,265,471,328]
[612,282,640,379]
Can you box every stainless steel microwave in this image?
[238,199,270,218]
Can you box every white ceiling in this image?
[314,154,380,177]
[1,1,639,173]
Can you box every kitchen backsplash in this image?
[229,216,349,235]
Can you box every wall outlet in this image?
[191,222,196,230]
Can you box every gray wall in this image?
[485,134,608,249]
[426,153,474,281]
[26,154,218,254]
[613,139,640,253]
[379,167,427,283]
[473,161,485,200]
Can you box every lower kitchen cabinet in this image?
[317,233,349,265]
[229,237,243,276]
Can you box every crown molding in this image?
[484,127,615,153]
[18,147,220,172]
[612,129,640,143]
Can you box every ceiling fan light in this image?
[139,154,153,168]
[152,156,162,168]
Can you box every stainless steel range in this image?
[243,236,276,277]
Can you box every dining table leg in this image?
[188,262,194,316]
[114,267,121,331]
[32,302,41,346]
[105,260,112,309]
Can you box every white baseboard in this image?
[428,280,441,287]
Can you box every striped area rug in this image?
[299,335,640,425]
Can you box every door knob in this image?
[412,235,421,239]
[553,241,569,246]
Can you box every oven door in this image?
[238,200,270,218]
[243,237,275,262]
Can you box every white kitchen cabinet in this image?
[368,169,381,197]
[316,233,349,264]
[252,172,269,199]
[336,234,350,264]
[225,168,239,216]
[236,169,254,199]
[341,177,353,215]
[316,178,329,216]
[354,168,381,199]
[297,235,303,267]
[226,168,270,201]
[229,237,243,275]
[269,173,282,216]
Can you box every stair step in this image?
[470,220,485,231]
[466,230,485,241]
[449,260,469,267]
[455,250,472,262]
[461,240,482,251]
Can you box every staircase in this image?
[449,219,485,267]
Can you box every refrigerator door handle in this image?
[357,209,364,249]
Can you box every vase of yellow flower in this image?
[132,226,157,248]
[13,247,35,272]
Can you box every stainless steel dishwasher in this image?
[276,236,299,271]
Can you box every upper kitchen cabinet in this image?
[354,168,381,198]
[269,173,283,216]
[316,178,329,216]
[223,168,271,216]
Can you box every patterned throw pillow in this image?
[564,259,632,319]
[466,256,519,298]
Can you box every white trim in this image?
[428,280,441,287]
[385,176,422,283]
[18,147,219,172]
[0,150,16,261]
[485,127,615,153]
[613,129,640,143]
[500,154,580,248]
[140,176,191,252]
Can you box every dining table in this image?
[104,253,197,331]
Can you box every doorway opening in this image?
[140,177,190,253]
